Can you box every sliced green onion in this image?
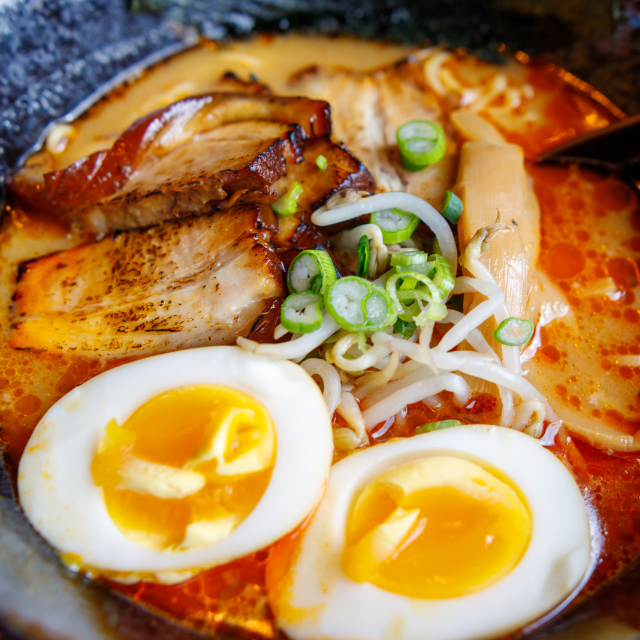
[395,318,417,339]
[415,420,463,434]
[280,291,324,334]
[287,249,337,295]
[395,294,422,322]
[325,276,396,332]
[272,181,304,216]
[395,262,436,278]
[440,190,463,224]
[390,250,430,268]
[493,317,535,346]
[430,254,455,299]
[357,332,369,353]
[396,120,446,171]
[386,271,447,324]
[370,208,419,244]
[308,274,323,294]
[396,289,433,303]
[357,235,370,279]
[399,276,418,290]
[396,289,441,324]
[315,155,328,170]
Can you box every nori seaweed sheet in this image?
[1,0,639,181]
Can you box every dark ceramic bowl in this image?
[0,2,639,639]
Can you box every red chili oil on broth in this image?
[498,66,618,158]
[523,162,640,621]
[529,163,640,436]
[364,393,500,443]
[106,552,276,638]
[1,44,640,638]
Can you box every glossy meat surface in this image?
[272,137,375,247]
[11,205,284,356]
[7,92,331,234]
[69,135,287,235]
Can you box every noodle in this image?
[237,314,340,360]
[300,359,342,418]
[336,390,369,444]
[354,352,400,399]
[362,373,470,427]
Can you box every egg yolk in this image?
[91,385,276,551]
[342,456,532,598]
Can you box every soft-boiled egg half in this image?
[267,426,593,640]
[18,346,333,584]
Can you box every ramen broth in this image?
[1,35,640,638]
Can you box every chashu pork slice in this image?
[291,67,399,191]
[272,137,375,248]
[291,59,455,206]
[74,134,288,236]
[7,92,331,235]
[10,204,284,357]
[373,60,457,207]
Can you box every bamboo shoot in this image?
[457,140,539,318]
[450,110,506,145]
[455,140,541,402]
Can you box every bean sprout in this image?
[441,309,513,425]
[311,192,457,270]
[539,420,562,447]
[513,399,546,438]
[432,351,557,420]
[419,321,438,374]
[363,373,470,428]
[435,277,505,353]
[337,224,385,251]
[355,352,400,399]
[363,364,435,409]
[333,427,361,450]
[237,314,339,360]
[300,359,342,418]
[439,310,500,362]
[329,333,390,372]
[371,332,556,420]
[498,387,515,428]
[273,324,289,340]
[336,390,369,444]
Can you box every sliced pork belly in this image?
[282,137,374,216]
[271,137,375,248]
[66,135,288,235]
[205,120,305,159]
[10,205,284,357]
[7,93,331,234]
[291,68,400,191]
[373,60,457,206]
[291,59,455,206]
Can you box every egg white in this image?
[274,425,592,640]
[18,346,333,576]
